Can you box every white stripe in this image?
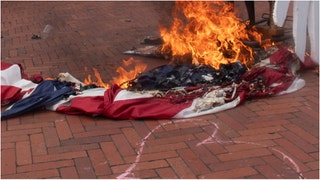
[114,89,159,101]
[46,88,106,110]
[173,96,241,118]
[1,64,22,85]
[277,78,305,95]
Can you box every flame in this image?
[84,67,110,89]
[112,57,147,88]
[83,57,147,89]
[160,1,262,69]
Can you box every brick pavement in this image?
[1,1,319,179]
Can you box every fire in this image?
[112,57,147,88]
[160,1,263,69]
[83,57,147,89]
[84,67,110,89]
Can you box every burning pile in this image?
[159,1,263,69]
[86,1,272,90]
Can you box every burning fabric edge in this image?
[0,47,308,120]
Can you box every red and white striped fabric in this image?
[1,51,306,120]
[1,62,38,106]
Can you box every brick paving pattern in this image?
[1,1,319,179]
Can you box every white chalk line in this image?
[117,119,305,179]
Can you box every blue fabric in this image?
[127,62,247,91]
[1,80,75,119]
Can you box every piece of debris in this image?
[31,34,41,40]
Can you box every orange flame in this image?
[160,1,262,69]
[83,57,147,89]
[112,57,147,88]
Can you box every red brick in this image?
[7,122,53,130]
[33,151,87,163]
[100,142,124,166]
[224,139,276,152]
[274,138,313,162]
[1,169,59,179]
[1,148,16,175]
[156,167,178,179]
[271,146,310,173]
[66,115,85,133]
[48,143,99,154]
[55,120,73,140]
[245,119,290,128]
[74,157,96,178]
[61,135,112,145]
[284,124,318,144]
[256,107,299,116]
[146,134,195,146]
[217,148,272,161]
[177,148,211,175]
[112,159,168,174]
[121,127,142,148]
[6,117,21,126]
[209,157,265,172]
[266,96,305,105]
[262,155,299,178]
[1,120,7,132]
[245,100,266,111]
[303,170,320,179]
[162,121,201,131]
[131,169,158,179]
[309,152,319,160]
[232,133,282,142]
[291,112,318,136]
[200,167,258,178]
[42,126,60,147]
[59,166,79,179]
[216,112,246,130]
[125,150,177,163]
[206,120,240,138]
[88,149,112,176]
[262,102,302,110]
[234,104,257,117]
[17,160,74,173]
[155,126,203,139]
[255,165,286,179]
[16,141,32,165]
[144,120,162,132]
[79,116,96,126]
[307,161,319,170]
[73,128,120,138]
[30,133,47,156]
[1,142,15,149]
[228,109,253,124]
[2,128,42,137]
[167,157,197,179]
[297,105,319,119]
[280,130,318,153]
[186,139,220,164]
[9,49,17,57]
[1,134,29,143]
[238,125,286,136]
[143,142,187,154]
[92,120,132,130]
[112,134,136,156]
[132,121,156,140]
